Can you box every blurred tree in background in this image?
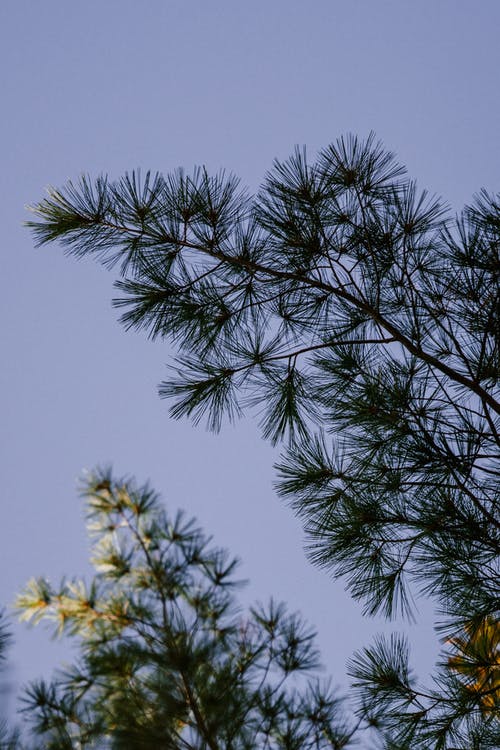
[27,134,499,747]
[446,616,499,716]
[0,613,20,749]
[14,470,352,749]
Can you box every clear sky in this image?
[2,0,500,727]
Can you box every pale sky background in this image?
[2,0,500,731]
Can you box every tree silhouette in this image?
[27,134,499,747]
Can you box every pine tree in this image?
[0,612,20,749]
[27,134,499,747]
[16,470,353,749]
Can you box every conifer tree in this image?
[27,135,499,747]
[0,612,20,749]
[16,470,353,749]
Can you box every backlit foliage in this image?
[27,134,500,747]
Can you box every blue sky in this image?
[2,0,500,726]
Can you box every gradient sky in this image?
[2,0,500,728]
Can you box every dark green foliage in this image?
[0,612,12,669]
[348,633,499,749]
[16,470,353,749]
[27,134,500,747]
[0,612,21,749]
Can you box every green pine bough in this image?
[14,471,352,749]
[16,134,500,747]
